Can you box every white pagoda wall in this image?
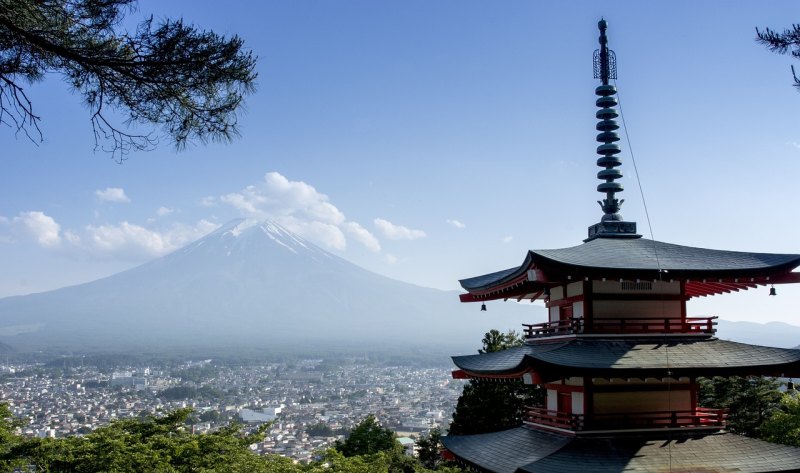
[592,280,683,320]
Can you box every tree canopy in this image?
[699,376,783,438]
[448,330,543,436]
[0,0,257,161]
[761,392,800,447]
[0,405,465,472]
[334,415,397,458]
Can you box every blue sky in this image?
[2,0,800,325]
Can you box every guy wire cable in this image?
[615,79,673,472]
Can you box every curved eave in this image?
[459,251,536,292]
[531,254,800,286]
[442,427,571,473]
[458,239,800,301]
[452,339,800,380]
[451,344,540,378]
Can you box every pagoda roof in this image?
[442,427,800,473]
[452,338,800,380]
[459,238,800,300]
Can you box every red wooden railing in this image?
[522,316,717,338]
[523,406,727,432]
[524,406,583,430]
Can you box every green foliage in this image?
[198,409,221,423]
[0,403,24,471]
[479,329,523,354]
[158,385,222,401]
[699,376,782,437]
[306,422,335,437]
[760,393,800,447]
[415,427,442,469]
[172,365,220,384]
[7,408,272,472]
[335,415,397,457]
[449,329,543,435]
[0,404,466,473]
[0,0,257,160]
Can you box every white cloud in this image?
[218,171,375,252]
[502,235,514,243]
[263,172,346,225]
[385,253,398,264]
[63,230,81,245]
[14,211,62,248]
[344,222,381,252]
[274,216,346,251]
[83,219,219,259]
[373,218,426,240]
[200,196,217,207]
[220,185,265,215]
[446,219,466,229]
[0,216,11,243]
[156,206,174,217]
[95,187,130,203]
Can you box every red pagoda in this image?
[441,20,800,472]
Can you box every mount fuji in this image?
[0,219,536,352]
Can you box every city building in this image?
[442,19,800,472]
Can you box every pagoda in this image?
[441,20,800,473]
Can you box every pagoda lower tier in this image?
[444,337,800,471]
[441,428,800,473]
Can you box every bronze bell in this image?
[480,303,487,311]
[769,286,777,296]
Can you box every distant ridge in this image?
[715,319,800,349]
[0,219,536,352]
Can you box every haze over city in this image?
[2,0,800,333]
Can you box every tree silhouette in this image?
[757,24,800,92]
[0,0,257,161]
[448,330,543,435]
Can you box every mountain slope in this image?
[0,220,537,351]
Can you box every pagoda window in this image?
[592,279,680,295]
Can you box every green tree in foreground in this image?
[335,415,397,457]
[761,392,800,447]
[415,427,443,470]
[699,376,782,438]
[0,403,23,471]
[0,402,467,472]
[448,330,544,435]
[0,0,257,160]
[8,408,274,472]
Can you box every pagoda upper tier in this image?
[459,237,800,302]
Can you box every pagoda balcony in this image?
[522,316,717,339]
[523,406,727,434]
